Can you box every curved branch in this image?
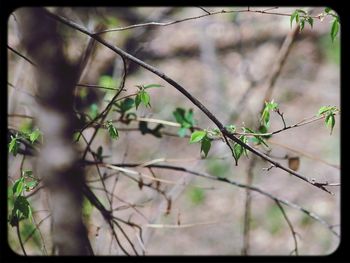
[44,9,334,194]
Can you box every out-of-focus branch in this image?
[17,7,92,255]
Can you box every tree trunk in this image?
[17,7,92,255]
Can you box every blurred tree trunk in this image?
[17,7,92,255]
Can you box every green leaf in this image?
[135,93,141,110]
[140,91,151,107]
[325,7,331,13]
[201,136,211,158]
[106,121,118,139]
[290,10,298,27]
[185,109,194,126]
[190,130,206,144]
[300,19,305,31]
[143,84,163,89]
[25,181,37,190]
[234,143,243,161]
[29,129,41,144]
[22,170,33,178]
[13,177,25,197]
[173,108,185,124]
[9,135,19,156]
[177,127,187,138]
[331,18,339,42]
[119,98,134,112]
[307,17,313,28]
[89,103,99,120]
[244,127,269,148]
[98,75,117,89]
[14,196,31,219]
[325,113,335,134]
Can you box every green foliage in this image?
[322,8,340,42]
[9,128,42,156]
[206,159,229,178]
[88,103,99,120]
[134,84,162,109]
[98,75,118,90]
[173,107,196,137]
[319,34,340,65]
[290,9,313,32]
[188,187,205,205]
[233,135,248,163]
[29,129,41,144]
[189,130,206,143]
[244,127,269,148]
[8,170,38,227]
[9,134,19,156]
[261,100,279,129]
[189,130,212,158]
[266,205,284,235]
[106,120,119,139]
[317,106,339,135]
[330,18,340,42]
[115,98,135,113]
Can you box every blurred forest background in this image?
[7,7,340,255]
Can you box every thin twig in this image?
[275,200,299,255]
[84,161,339,238]
[45,10,334,194]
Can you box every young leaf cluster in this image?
[173,108,196,137]
[189,130,211,158]
[106,120,119,139]
[135,84,162,109]
[8,129,42,156]
[290,9,314,32]
[317,105,339,134]
[8,170,38,227]
[323,8,340,42]
[261,100,279,129]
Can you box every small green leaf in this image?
[190,130,206,143]
[300,19,305,31]
[331,18,339,42]
[29,129,41,144]
[143,84,163,89]
[290,10,298,27]
[325,7,331,13]
[14,196,31,219]
[119,98,134,112]
[135,93,141,109]
[307,17,313,28]
[9,135,19,156]
[234,143,243,161]
[185,109,194,126]
[89,103,99,119]
[13,177,25,197]
[201,136,211,158]
[173,108,185,124]
[98,75,117,89]
[325,113,335,135]
[106,121,118,139]
[318,106,331,115]
[140,91,151,107]
[177,127,187,138]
